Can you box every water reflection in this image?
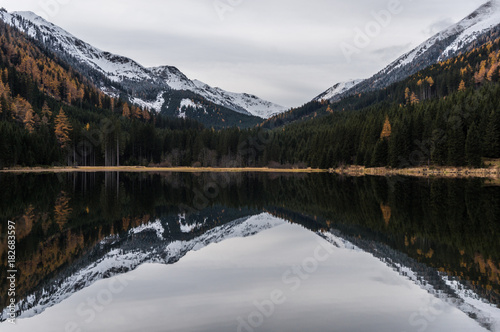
[0,172,499,331]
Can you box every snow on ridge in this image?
[390,0,500,72]
[129,219,165,240]
[314,79,364,101]
[440,0,500,60]
[5,11,152,83]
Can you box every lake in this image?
[0,172,499,331]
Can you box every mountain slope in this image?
[319,0,500,102]
[0,9,285,120]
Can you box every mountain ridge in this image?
[317,0,500,102]
[0,9,286,120]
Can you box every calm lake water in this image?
[0,172,499,331]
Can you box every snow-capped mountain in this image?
[0,213,285,321]
[319,0,500,102]
[3,211,498,331]
[313,79,363,102]
[320,229,500,331]
[0,9,285,119]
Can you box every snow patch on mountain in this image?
[129,219,165,239]
[150,66,194,90]
[131,92,165,112]
[314,79,363,101]
[180,98,204,110]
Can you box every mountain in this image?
[0,213,285,320]
[0,9,286,120]
[4,212,498,331]
[318,0,500,102]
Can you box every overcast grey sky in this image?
[1,0,488,107]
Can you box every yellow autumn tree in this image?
[54,108,72,149]
[410,92,419,105]
[458,80,466,92]
[54,191,72,230]
[23,108,35,133]
[41,101,51,125]
[122,103,131,118]
[487,63,499,81]
[132,106,142,119]
[380,116,392,139]
[404,87,411,104]
[41,101,52,117]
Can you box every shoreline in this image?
[0,166,328,174]
[329,166,500,181]
[0,165,499,180]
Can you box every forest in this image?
[0,19,499,169]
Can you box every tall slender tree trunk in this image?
[116,137,120,167]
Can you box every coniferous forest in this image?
[0,19,499,169]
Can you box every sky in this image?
[0,0,489,107]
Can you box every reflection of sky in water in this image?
[4,217,491,332]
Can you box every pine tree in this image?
[371,139,388,167]
[389,121,410,168]
[447,127,465,166]
[465,122,482,167]
[483,111,499,158]
[54,108,72,149]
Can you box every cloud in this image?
[371,44,413,61]
[423,18,456,36]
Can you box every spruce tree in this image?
[483,111,499,158]
[465,122,482,167]
[447,127,465,166]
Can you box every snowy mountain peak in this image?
[383,0,500,75]
[438,0,500,60]
[317,0,500,102]
[0,9,286,119]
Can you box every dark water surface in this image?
[0,172,499,331]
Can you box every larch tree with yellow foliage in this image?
[458,80,466,92]
[380,116,392,139]
[54,108,72,149]
[122,103,131,118]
